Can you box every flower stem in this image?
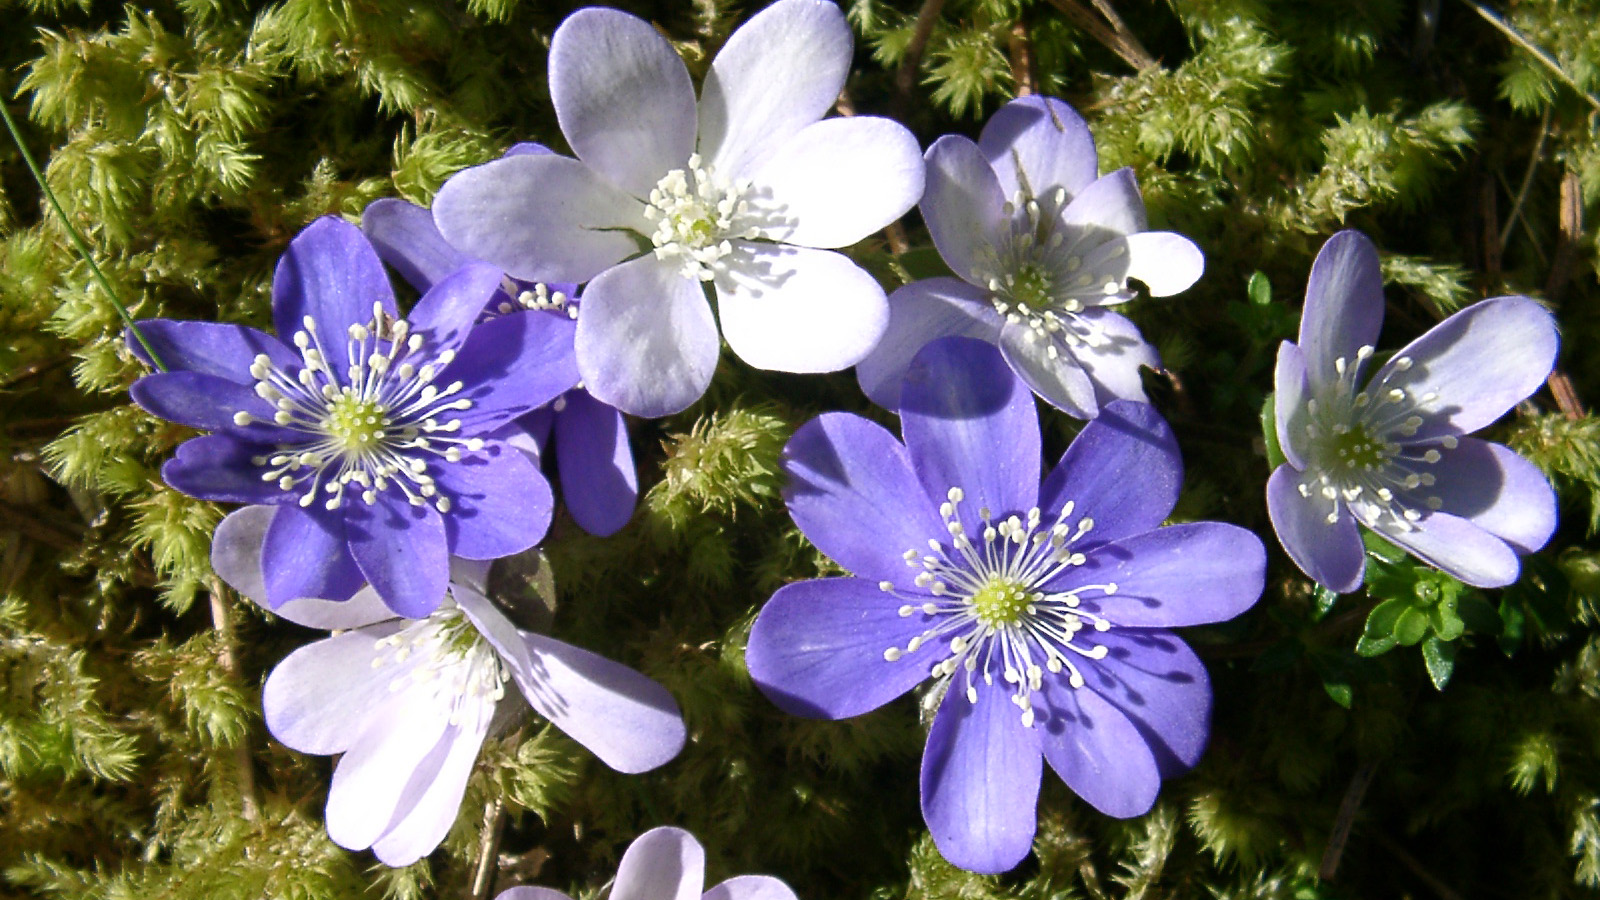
[0,90,167,372]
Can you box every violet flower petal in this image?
[1078,629,1211,776]
[361,198,470,294]
[1035,673,1161,818]
[714,243,888,373]
[261,623,408,755]
[324,693,453,852]
[433,153,645,284]
[443,309,579,430]
[920,675,1043,875]
[272,217,399,374]
[781,413,950,585]
[702,876,799,900]
[1038,400,1181,547]
[977,95,1099,201]
[131,371,296,442]
[900,338,1042,531]
[554,391,638,537]
[1367,511,1522,588]
[162,434,296,506]
[576,254,719,418]
[262,502,366,608]
[747,578,943,719]
[549,8,696,197]
[406,262,507,357]
[497,890,569,900]
[1067,307,1161,407]
[1057,168,1148,241]
[698,0,851,178]
[515,631,687,773]
[346,494,450,617]
[1273,341,1311,469]
[1265,464,1365,593]
[921,135,1007,284]
[433,444,553,559]
[1411,437,1556,554]
[1053,522,1267,627]
[855,277,1002,411]
[1368,295,1559,440]
[213,505,393,629]
[129,319,299,379]
[746,117,924,249]
[1298,230,1384,390]
[996,318,1098,418]
[610,826,706,900]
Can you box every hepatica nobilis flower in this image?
[363,194,639,537]
[213,506,686,867]
[128,216,578,616]
[747,337,1265,873]
[857,96,1203,418]
[1268,229,1559,592]
[496,826,798,900]
[432,0,924,418]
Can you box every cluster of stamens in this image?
[879,487,1118,727]
[491,278,578,320]
[371,601,508,728]
[1297,345,1455,531]
[643,153,760,281]
[234,304,484,513]
[968,186,1129,362]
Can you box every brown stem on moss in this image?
[1043,0,1158,72]
[1499,106,1551,254]
[894,0,947,116]
[469,797,508,900]
[1544,169,1585,419]
[1319,758,1379,879]
[207,577,260,821]
[1008,20,1037,96]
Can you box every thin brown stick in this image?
[1319,758,1379,879]
[1499,105,1551,254]
[1544,169,1585,419]
[1459,0,1600,113]
[894,0,947,113]
[1008,20,1037,96]
[1042,0,1158,71]
[468,797,508,900]
[207,577,260,821]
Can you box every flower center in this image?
[490,278,578,320]
[234,304,483,513]
[878,487,1118,728]
[1297,345,1454,531]
[643,154,760,282]
[372,601,509,727]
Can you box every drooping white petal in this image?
[323,691,454,852]
[714,243,889,373]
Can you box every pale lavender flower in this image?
[213,505,686,867]
[1268,229,1559,592]
[496,826,797,900]
[432,0,924,418]
[747,337,1264,873]
[857,96,1203,417]
[363,193,638,536]
[128,216,578,616]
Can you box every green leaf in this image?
[1313,586,1341,621]
[1247,270,1272,306]
[1421,635,1457,689]
[1321,678,1353,708]
[1260,392,1286,469]
[1355,632,1398,657]
[1394,608,1430,646]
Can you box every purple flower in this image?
[213,506,686,867]
[856,96,1204,418]
[1267,230,1559,592]
[746,337,1265,873]
[363,195,639,536]
[432,0,925,418]
[127,216,578,617]
[496,826,797,900]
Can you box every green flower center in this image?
[1009,263,1055,313]
[1328,424,1387,474]
[970,577,1035,629]
[323,395,387,454]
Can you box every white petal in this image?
[855,277,1002,409]
[324,692,453,852]
[921,135,1006,283]
[549,7,695,196]
[611,827,705,900]
[261,624,407,755]
[369,712,494,867]
[747,117,924,249]
[703,877,799,900]
[997,319,1098,417]
[699,0,852,177]
[515,632,686,774]
[978,96,1099,201]
[1367,511,1522,589]
[715,243,888,373]
[433,153,645,284]
[1116,231,1204,296]
[576,255,720,418]
[452,577,534,684]
[1070,308,1160,405]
